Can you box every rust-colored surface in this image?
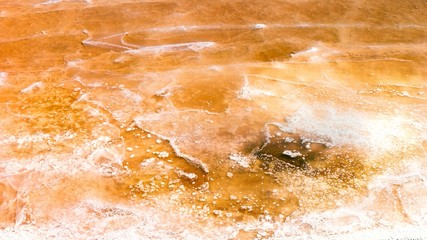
[0,0,426,239]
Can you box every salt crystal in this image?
[21,82,43,93]
[213,210,222,215]
[401,91,410,97]
[282,150,302,158]
[229,153,250,168]
[176,170,198,180]
[157,151,169,158]
[252,23,266,30]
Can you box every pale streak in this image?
[126,42,215,54]
[81,39,134,51]
[246,74,310,87]
[0,72,7,86]
[138,23,427,33]
[21,82,43,93]
[135,128,209,173]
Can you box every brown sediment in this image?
[119,124,300,220]
[113,119,382,221]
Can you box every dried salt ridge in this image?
[0,0,427,239]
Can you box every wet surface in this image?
[0,0,427,239]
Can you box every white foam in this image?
[273,223,427,240]
[0,197,241,240]
[0,132,123,178]
[0,132,79,150]
[282,104,416,153]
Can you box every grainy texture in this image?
[0,0,426,239]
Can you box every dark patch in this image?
[252,42,298,62]
[253,127,371,189]
[255,131,328,169]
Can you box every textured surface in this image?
[0,0,427,239]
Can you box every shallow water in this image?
[0,0,427,239]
